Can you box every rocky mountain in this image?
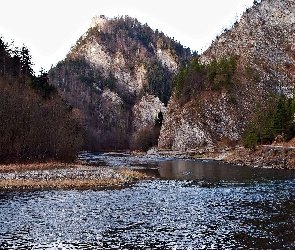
[49,16,191,150]
[158,0,295,151]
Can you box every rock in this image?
[156,48,178,73]
[273,135,284,144]
[146,148,159,157]
[159,0,295,152]
[132,94,166,131]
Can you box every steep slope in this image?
[159,0,295,151]
[201,0,295,96]
[49,16,191,150]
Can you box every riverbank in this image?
[0,161,147,191]
[221,146,295,170]
[146,146,295,170]
[1,144,294,191]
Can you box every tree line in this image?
[243,94,295,149]
[173,55,237,104]
[0,36,82,163]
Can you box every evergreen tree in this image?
[0,37,8,76]
[243,94,295,147]
[20,45,34,76]
[32,68,57,98]
[273,94,295,140]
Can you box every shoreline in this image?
[0,162,147,191]
[1,145,294,191]
[145,146,295,170]
[220,146,295,170]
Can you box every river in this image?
[0,153,295,249]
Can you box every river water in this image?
[0,153,295,249]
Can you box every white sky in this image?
[0,0,254,74]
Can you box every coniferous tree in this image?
[20,45,34,76]
[0,37,9,76]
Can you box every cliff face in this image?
[159,0,295,151]
[201,0,295,96]
[132,95,167,132]
[49,16,191,150]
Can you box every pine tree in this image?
[20,45,34,76]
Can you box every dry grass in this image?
[0,162,148,190]
[0,178,124,190]
[0,161,86,173]
[118,169,148,180]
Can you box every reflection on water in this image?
[158,159,295,182]
[0,155,295,249]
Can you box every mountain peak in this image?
[90,15,107,30]
[49,15,191,150]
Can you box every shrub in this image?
[132,126,159,152]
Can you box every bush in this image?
[243,128,258,150]
[132,126,159,152]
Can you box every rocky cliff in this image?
[49,16,191,150]
[159,0,295,151]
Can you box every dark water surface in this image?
[0,153,295,249]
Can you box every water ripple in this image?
[0,179,295,249]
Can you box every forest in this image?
[0,36,82,163]
[173,55,237,104]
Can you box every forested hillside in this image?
[49,15,192,150]
[0,37,82,163]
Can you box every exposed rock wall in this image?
[159,98,214,151]
[159,0,295,151]
[158,92,244,151]
[201,0,295,97]
[133,94,166,131]
[79,40,112,75]
[156,49,178,73]
[49,16,190,150]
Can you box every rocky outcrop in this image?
[132,94,166,131]
[74,38,148,94]
[159,92,245,151]
[159,0,295,151]
[49,16,191,150]
[158,98,213,150]
[156,49,178,73]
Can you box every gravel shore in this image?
[0,162,147,191]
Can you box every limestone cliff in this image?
[132,95,166,132]
[159,0,295,151]
[49,16,191,150]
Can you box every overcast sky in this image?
[1,0,254,74]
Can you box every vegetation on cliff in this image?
[170,53,295,150]
[243,94,295,149]
[173,55,238,104]
[49,15,192,151]
[159,0,295,152]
